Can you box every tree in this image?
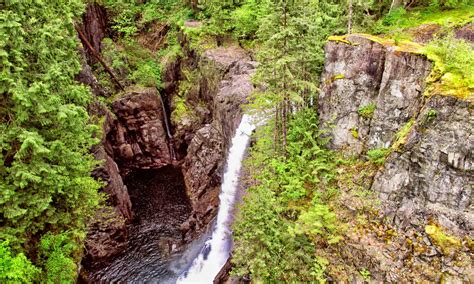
[0,0,101,279]
[252,0,344,153]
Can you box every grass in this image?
[374,6,474,34]
[423,36,474,102]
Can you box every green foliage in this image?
[367,148,390,165]
[428,0,472,8]
[392,119,415,149]
[103,0,191,37]
[0,241,40,283]
[199,0,236,41]
[372,5,474,34]
[359,268,371,280]
[39,233,77,284]
[423,108,438,124]
[424,36,474,100]
[290,204,342,245]
[231,0,271,41]
[232,108,338,282]
[0,0,101,279]
[358,103,377,119]
[130,60,162,88]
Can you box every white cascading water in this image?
[177,114,255,283]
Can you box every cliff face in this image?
[106,88,172,171]
[319,34,473,281]
[319,35,432,154]
[319,34,472,235]
[80,28,256,269]
[179,47,257,240]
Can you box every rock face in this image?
[319,34,473,234]
[372,96,474,234]
[78,3,108,64]
[319,35,432,155]
[107,88,172,171]
[181,48,257,239]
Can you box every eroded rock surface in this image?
[181,48,257,239]
[319,33,473,282]
[319,34,472,233]
[372,95,474,234]
[107,88,172,170]
[319,34,431,154]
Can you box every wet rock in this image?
[107,88,172,170]
[181,47,256,238]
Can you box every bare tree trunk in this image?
[274,104,280,153]
[282,1,288,155]
[348,0,353,34]
[282,98,287,154]
[390,0,403,12]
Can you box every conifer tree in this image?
[0,0,101,279]
[253,0,345,153]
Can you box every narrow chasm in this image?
[89,166,191,282]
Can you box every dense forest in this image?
[1,0,473,282]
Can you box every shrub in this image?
[0,242,40,283]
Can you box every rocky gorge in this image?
[74,3,472,282]
[76,9,257,279]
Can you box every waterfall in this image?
[159,93,176,160]
[177,114,255,283]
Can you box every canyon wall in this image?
[319,34,472,235]
[318,34,473,281]
[78,16,257,269]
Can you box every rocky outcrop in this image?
[456,22,474,43]
[107,88,172,171]
[319,33,473,282]
[319,34,431,155]
[372,96,473,234]
[180,47,257,239]
[319,33,473,234]
[78,3,108,64]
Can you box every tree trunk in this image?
[390,0,403,12]
[348,0,353,34]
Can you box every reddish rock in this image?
[455,22,474,43]
[107,88,172,171]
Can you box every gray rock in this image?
[319,35,473,235]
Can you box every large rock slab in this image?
[319,34,431,154]
[319,34,473,234]
[107,88,172,170]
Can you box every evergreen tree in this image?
[252,0,345,152]
[0,0,101,279]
